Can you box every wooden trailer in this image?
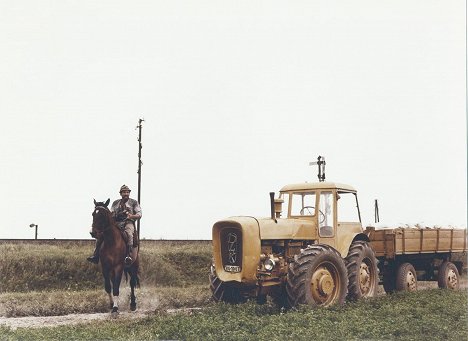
[367,226,467,292]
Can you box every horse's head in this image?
[92,198,113,235]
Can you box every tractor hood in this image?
[212,216,318,284]
[256,217,318,240]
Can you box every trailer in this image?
[367,226,467,292]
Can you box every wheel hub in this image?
[406,271,417,291]
[360,262,371,294]
[311,266,336,302]
[447,269,458,289]
[318,273,334,295]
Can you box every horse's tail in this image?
[124,267,129,283]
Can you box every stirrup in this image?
[125,256,132,265]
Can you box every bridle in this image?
[92,205,113,236]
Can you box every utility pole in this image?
[136,118,144,240]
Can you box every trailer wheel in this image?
[286,244,348,308]
[438,261,460,290]
[209,266,247,304]
[395,262,417,292]
[345,241,379,300]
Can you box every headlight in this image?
[264,258,276,271]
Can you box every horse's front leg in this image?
[103,272,113,309]
[111,270,124,315]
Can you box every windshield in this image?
[289,191,317,216]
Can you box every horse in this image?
[91,199,140,315]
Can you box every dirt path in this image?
[0,307,205,331]
[0,310,151,330]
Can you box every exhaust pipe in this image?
[269,192,277,223]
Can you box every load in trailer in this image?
[210,158,467,307]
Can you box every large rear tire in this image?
[286,244,348,308]
[438,261,460,290]
[395,262,417,292]
[209,266,247,304]
[345,241,379,300]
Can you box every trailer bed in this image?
[367,227,467,258]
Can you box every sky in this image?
[0,0,466,240]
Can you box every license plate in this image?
[224,265,241,273]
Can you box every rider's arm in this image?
[130,200,142,220]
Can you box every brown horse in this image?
[91,199,140,315]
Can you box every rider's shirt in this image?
[111,198,142,223]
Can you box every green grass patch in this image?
[2,289,467,340]
[0,241,212,292]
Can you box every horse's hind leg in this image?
[129,268,138,311]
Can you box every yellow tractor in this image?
[210,157,378,307]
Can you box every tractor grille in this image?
[220,227,242,272]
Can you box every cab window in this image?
[337,192,360,222]
[319,191,334,237]
[290,192,316,216]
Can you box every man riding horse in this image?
[88,184,142,265]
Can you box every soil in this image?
[0,307,202,330]
[0,311,146,330]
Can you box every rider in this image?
[87,184,142,265]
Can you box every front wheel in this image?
[209,266,247,304]
[345,241,379,300]
[438,262,460,290]
[286,244,348,308]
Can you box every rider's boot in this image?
[87,238,103,264]
[125,245,133,265]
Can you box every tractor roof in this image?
[280,182,356,193]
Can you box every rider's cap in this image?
[120,184,131,193]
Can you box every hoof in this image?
[109,303,114,309]
[111,306,119,316]
[130,303,137,311]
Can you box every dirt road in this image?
[0,311,148,330]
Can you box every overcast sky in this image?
[0,1,466,240]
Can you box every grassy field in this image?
[0,241,212,292]
[1,241,467,340]
[1,290,467,340]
